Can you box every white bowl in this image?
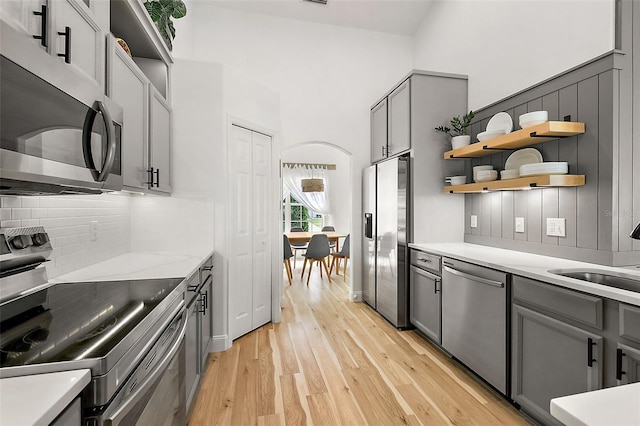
[519,111,548,128]
[475,170,498,183]
[477,129,506,142]
[473,165,494,181]
[445,175,467,185]
[500,169,520,180]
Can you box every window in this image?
[282,195,323,231]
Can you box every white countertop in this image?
[550,383,640,426]
[409,243,640,306]
[51,250,213,283]
[0,369,90,426]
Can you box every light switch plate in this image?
[515,217,525,233]
[547,218,566,237]
[470,215,478,228]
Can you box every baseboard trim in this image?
[350,290,363,302]
[210,334,230,352]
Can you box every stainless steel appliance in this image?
[362,155,410,328]
[0,55,123,195]
[441,257,509,395]
[409,250,441,343]
[0,227,187,425]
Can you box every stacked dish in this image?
[519,162,568,176]
[477,129,506,142]
[445,175,467,185]
[519,111,548,128]
[473,165,495,183]
[500,148,543,180]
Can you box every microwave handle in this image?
[96,101,116,182]
[82,101,116,183]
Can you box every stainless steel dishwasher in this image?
[442,257,509,395]
[410,250,442,344]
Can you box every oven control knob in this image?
[10,235,31,250]
[32,233,49,247]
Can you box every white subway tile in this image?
[1,197,21,208]
[12,208,31,220]
[0,220,21,228]
[20,198,40,208]
[0,209,10,221]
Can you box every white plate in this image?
[486,112,513,134]
[519,162,568,176]
[477,129,506,142]
[504,148,543,171]
[500,169,520,180]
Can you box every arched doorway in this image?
[280,142,353,294]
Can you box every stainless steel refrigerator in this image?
[362,155,410,328]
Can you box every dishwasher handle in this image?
[443,265,504,288]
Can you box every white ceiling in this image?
[203,0,435,36]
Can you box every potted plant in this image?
[435,111,475,149]
[144,0,187,51]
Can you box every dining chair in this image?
[289,227,308,268]
[321,225,337,251]
[283,235,294,285]
[330,234,350,277]
[301,234,332,285]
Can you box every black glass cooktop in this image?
[0,278,182,367]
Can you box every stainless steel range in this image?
[0,227,188,425]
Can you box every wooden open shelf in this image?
[444,121,585,159]
[445,174,585,193]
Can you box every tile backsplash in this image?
[0,194,131,278]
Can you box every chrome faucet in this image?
[631,222,640,239]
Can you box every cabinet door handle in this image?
[381,145,386,157]
[616,349,626,380]
[147,167,160,187]
[587,338,596,367]
[57,26,71,64]
[434,278,440,294]
[32,5,48,47]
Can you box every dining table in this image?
[284,231,348,252]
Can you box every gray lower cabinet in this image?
[512,304,603,425]
[409,265,441,343]
[50,397,81,426]
[199,278,212,371]
[617,343,640,385]
[185,295,200,412]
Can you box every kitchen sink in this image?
[549,269,640,293]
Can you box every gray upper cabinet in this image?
[512,304,603,425]
[107,34,149,191]
[148,86,172,194]
[0,0,108,105]
[370,77,412,163]
[371,98,388,163]
[388,79,411,157]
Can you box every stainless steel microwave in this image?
[0,55,123,195]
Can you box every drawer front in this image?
[619,303,640,344]
[410,250,441,275]
[513,275,603,330]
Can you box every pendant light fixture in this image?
[301,167,324,192]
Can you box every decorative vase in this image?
[451,135,471,150]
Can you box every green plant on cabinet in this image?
[143,0,187,51]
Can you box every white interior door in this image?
[229,125,272,340]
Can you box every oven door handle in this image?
[103,309,187,426]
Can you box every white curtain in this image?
[282,165,331,216]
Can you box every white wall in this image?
[281,143,352,234]
[413,0,615,110]
[173,3,414,298]
[0,194,130,278]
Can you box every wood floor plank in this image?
[257,326,277,416]
[280,374,307,426]
[289,322,328,395]
[190,271,527,426]
[311,346,366,425]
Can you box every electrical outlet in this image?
[515,217,525,233]
[470,215,478,228]
[90,220,98,241]
[547,218,566,237]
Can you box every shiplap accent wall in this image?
[462,49,640,266]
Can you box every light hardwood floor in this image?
[189,259,528,425]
